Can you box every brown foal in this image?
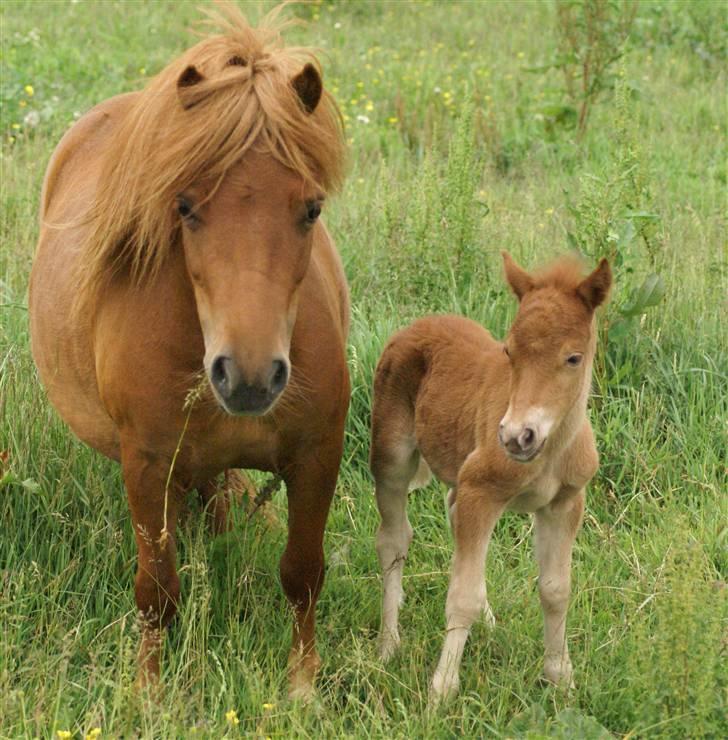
[370,252,611,701]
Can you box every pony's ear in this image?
[576,258,612,311]
[502,251,534,301]
[177,65,206,109]
[178,64,205,88]
[291,63,322,114]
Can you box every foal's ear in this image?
[576,258,612,311]
[502,251,534,301]
[291,63,323,114]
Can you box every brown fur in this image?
[370,253,611,701]
[30,4,348,700]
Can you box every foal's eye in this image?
[304,200,322,225]
[566,353,583,367]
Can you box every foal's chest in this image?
[507,471,563,514]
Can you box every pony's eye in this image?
[176,197,196,221]
[566,353,583,367]
[305,201,322,224]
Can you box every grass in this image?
[1,0,726,737]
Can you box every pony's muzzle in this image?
[210,355,289,415]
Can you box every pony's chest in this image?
[507,471,562,514]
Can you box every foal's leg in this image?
[445,485,496,628]
[280,440,342,701]
[534,488,584,689]
[121,444,182,688]
[371,415,419,661]
[431,481,506,702]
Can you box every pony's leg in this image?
[534,488,584,689]
[280,440,342,701]
[121,445,182,688]
[371,412,419,661]
[198,474,233,536]
[431,482,506,702]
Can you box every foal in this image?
[371,252,611,700]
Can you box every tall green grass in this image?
[1,1,726,737]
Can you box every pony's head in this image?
[78,4,344,415]
[499,253,611,462]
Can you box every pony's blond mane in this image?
[76,2,344,313]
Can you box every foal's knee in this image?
[446,580,486,630]
[538,575,570,613]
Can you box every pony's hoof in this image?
[287,647,320,703]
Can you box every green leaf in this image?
[620,273,666,317]
[608,316,633,342]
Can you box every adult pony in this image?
[29,5,348,700]
[370,253,611,701]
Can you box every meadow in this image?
[1,0,726,737]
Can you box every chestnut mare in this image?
[29,7,349,700]
[371,253,611,701]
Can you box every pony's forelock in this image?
[76,1,344,314]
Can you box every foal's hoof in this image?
[543,658,575,691]
[378,631,400,662]
[428,671,459,707]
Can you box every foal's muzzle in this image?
[498,423,544,463]
[210,355,289,415]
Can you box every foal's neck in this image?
[550,357,594,459]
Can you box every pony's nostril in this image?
[270,359,289,394]
[211,356,233,396]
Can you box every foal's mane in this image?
[75,2,344,313]
[531,255,589,293]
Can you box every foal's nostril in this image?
[269,359,289,395]
[518,427,536,451]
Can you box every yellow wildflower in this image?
[56,733,72,740]
[85,730,101,740]
[24,84,34,96]
[388,116,399,124]
[517,51,525,59]
[225,709,240,726]
[139,67,146,75]
[11,123,21,130]
[262,702,275,710]
[19,100,27,108]
[545,207,555,216]
[365,101,373,111]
